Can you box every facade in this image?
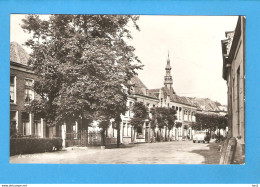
[10,42,47,138]
[221,16,245,162]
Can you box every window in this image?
[112,122,116,138]
[192,112,196,122]
[128,125,131,137]
[35,121,41,137]
[178,127,182,137]
[25,78,34,105]
[123,123,126,136]
[10,76,16,103]
[72,122,78,139]
[34,114,41,137]
[137,126,142,134]
[10,111,17,135]
[22,112,30,135]
[184,110,188,121]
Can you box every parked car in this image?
[193,131,207,143]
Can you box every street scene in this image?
[10,15,245,164]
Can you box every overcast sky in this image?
[10,15,238,105]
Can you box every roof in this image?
[130,76,158,99]
[160,87,196,107]
[149,86,226,111]
[188,97,225,112]
[10,42,29,65]
[147,89,160,99]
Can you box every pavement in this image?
[10,141,221,164]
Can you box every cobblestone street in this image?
[10,141,221,164]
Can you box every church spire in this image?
[164,52,173,89]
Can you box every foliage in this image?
[22,15,142,126]
[10,137,62,156]
[98,120,111,130]
[175,122,182,128]
[150,107,177,130]
[193,113,227,131]
[129,102,149,129]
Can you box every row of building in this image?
[10,41,227,147]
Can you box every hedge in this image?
[10,137,62,156]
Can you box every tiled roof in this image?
[10,42,29,65]
[148,89,160,99]
[161,87,196,107]
[130,76,158,99]
[148,86,226,111]
[188,97,224,112]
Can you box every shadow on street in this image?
[190,142,221,164]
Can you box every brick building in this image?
[221,16,245,163]
[10,42,47,138]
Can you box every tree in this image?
[150,107,177,142]
[165,108,176,141]
[22,15,142,146]
[193,113,228,137]
[129,102,149,143]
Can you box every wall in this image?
[226,16,245,163]
[10,63,46,137]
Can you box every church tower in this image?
[164,52,173,90]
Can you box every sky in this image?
[10,15,238,105]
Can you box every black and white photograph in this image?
[9,14,245,164]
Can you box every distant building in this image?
[149,54,197,140]
[190,97,227,116]
[221,16,245,162]
[149,53,228,140]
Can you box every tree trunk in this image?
[133,129,136,143]
[82,117,90,146]
[117,123,120,148]
[158,129,162,142]
[165,126,167,141]
[101,129,106,146]
[168,128,171,142]
[152,129,156,143]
